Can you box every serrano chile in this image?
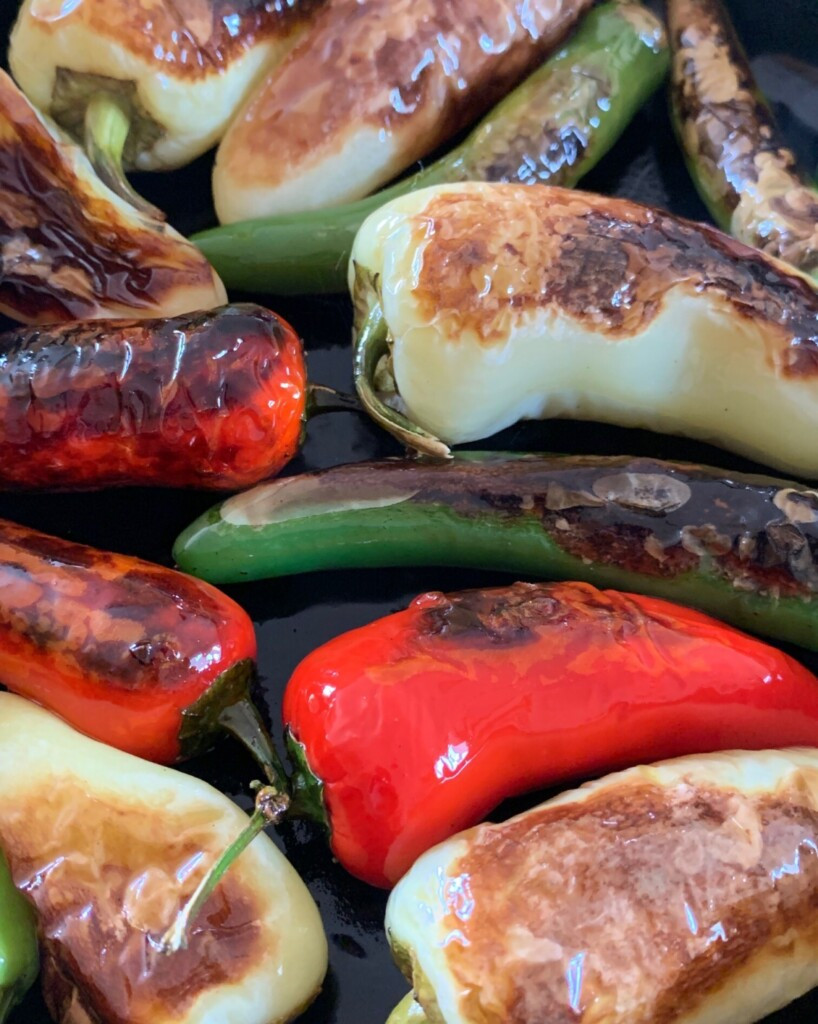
[0,516,284,778]
[0,304,312,491]
[174,453,818,651]
[282,581,818,887]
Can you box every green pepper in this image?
[0,847,37,1022]
[668,0,818,280]
[192,1,669,295]
[174,452,818,652]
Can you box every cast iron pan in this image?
[2,1,818,1021]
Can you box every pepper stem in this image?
[218,697,292,796]
[306,383,363,417]
[84,93,165,220]
[353,303,452,460]
[157,783,289,955]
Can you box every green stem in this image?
[218,698,291,795]
[353,304,451,460]
[84,93,164,220]
[306,383,363,417]
[157,783,288,955]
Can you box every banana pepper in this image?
[194,2,669,294]
[351,182,818,478]
[0,692,327,1024]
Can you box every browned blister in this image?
[2,781,262,1024]
[405,187,818,375]
[0,70,225,324]
[668,0,818,276]
[214,0,594,221]
[388,750,818,1024]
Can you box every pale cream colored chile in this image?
[0,694,327,1024]
[387,748,818,1024]
[350,183,818,479]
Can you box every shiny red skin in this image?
[0,303,306,490]
[284,581,818,887]
[0,518,257,762]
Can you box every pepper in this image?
[350,182,818,478]
[212,0,594,224]
[0,515,285,781]
[668,0,818,281]
[386,995,427,1024]
[174,452,818,651]
[194,2,669,295]
[9,0,324,209]
[282,580,818,888]
[0,692,327,1024]
[387,748,818,1024]
[0,303,321,491]
[0,848,37,1024]
[0,71,224,324]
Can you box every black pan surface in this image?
[2,1,818,1021]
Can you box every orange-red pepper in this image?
[0,303,306,490]
[283,581,818,887]
[0,517,280,775]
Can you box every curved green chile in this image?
[192,2,669,295]
[174,453,818,651]
[0,848,38,1022]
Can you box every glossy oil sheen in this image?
[0,304,306,490]
[283,581,818,887]
[0,517,256,762]
[1,0,816,1021]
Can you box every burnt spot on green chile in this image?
[284,455,818,598]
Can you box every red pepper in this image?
[0,303,306,490]
[283,581,818,887]
[0,517,282,776]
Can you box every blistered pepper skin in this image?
[0,517,257,763]
[283,581,818,887]
[0,303,306,490]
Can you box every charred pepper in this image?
[283,581,818,887]
[0,693,327,1024]
[174,453,818,651]
[213,0,593,223]
[668,0,818,280]
[0,304,314,491]
[194,2,669,295]
[0,516,286,782]
[351,183,818,478]
[9,0,323,207]
[387,748,818,1024]
[0,71,224,324]
[0,848,37,1023]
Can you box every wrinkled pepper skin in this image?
[175,453,818,651]
[283,581,818,888]
[194,1,669,295]
[0,304,306,491]
[0,70,225,324]
[0,848,37,1023]
[668,0,818,280]
[0,517,258,764]
[0,693,327,1024]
